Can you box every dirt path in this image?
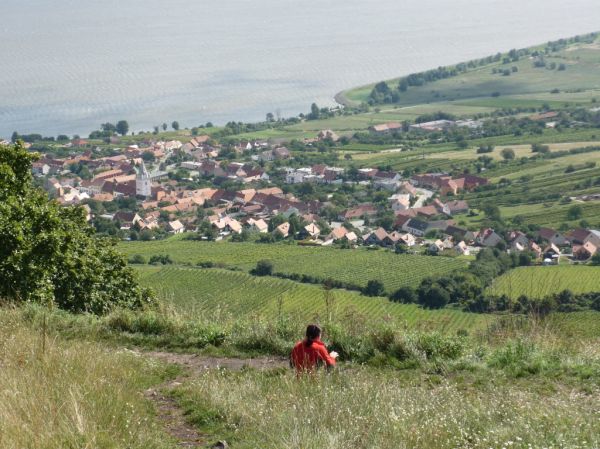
[143,352,288,447]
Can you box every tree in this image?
[390,286,416,303]
[252,260,273,276]
[0,141,154,314]
[171,121,180,131]
[266,112,275,122]
[418,284,450,309]
[501,148,515,160]
[567,205,583,220]
[363,280,385,297]
[162,123,167,131]
[308,103,320,120]
[11,131,19,143]
[116,120,129,136]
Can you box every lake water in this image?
[1,0,599,138]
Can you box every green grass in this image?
[0,309,176,449]
[488,265,600,299]
[344,37,600,106]
[120,239,467,293]
[134,265,491,333]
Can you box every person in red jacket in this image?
[290,324,338,374]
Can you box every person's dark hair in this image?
[305,324,321,347]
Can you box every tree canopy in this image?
[0,141,154,314]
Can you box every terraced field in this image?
[121,240,467,293]
[487,265,600,299]
[136,265,492,333]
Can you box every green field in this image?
[343,38,600,106]
[136,265,492,333]
[488,265,600,299]
[121,239,467,293]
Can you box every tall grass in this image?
[0,309,176,449]
[175,367,600,449]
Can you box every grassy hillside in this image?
[488,265,600,299]
[0,310,175,449]
[121,239,467,293]
[136,265,491,333]
[343,37,600,106]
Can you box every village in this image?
[25,119,600,266]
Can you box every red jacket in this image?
[290,338,336,373]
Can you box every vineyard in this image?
[487,265,600,299]
[121,240,467,293]
[136,266,492,333]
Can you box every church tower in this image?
[136,161,152,198]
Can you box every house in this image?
[445,200,469,215]
[365,227,389,246]
[338,204,378,221]
[396,232,416,247]
[302,223,321,239]
[113,212,142,230]
[429,240,445,253]
[538,227,568,246]
[327,226,349,241]
[383,231,403,247]
[344,232,358,243]
[369,122,402,134]
[274,222,291,238]
[402,218,429,237]
[246,218,269,233]
[568,228,600,247]
[508,231,529,250]
[409,120,455,132]
[573,241,597,260]
[529,241,543,259]
[390,194,410,212]
[397,181,417,196]
[543,243,561,260]
[477,228,503,247]
[454,241,470,256]
[168,220,185,234]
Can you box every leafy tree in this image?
[252,260,273,276]
[390,286,416,303]
[0,141,153,314]
[162,123,167,131]
[171,121,180,131]
[363,280,385,297]
[501,148,515,160]
[116,120,129,136]
[567,205,583,220]
[418,284,450,309]
[11,131,19,143]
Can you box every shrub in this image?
[128,254,146,264]
[251,260,274,276]
[389,286,417,303]
[149,254,173,265]
[363,280,385,297]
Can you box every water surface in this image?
[1,0,599,137]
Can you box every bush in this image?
[149,254,173,265]
[251,260,274,276]
[418,284,450,309]
[128,254,146,264]
[389,286,417,303]
[363,280,385,297]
